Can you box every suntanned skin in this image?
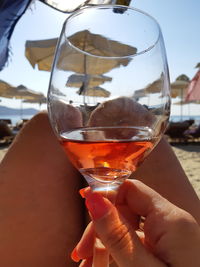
[133,137,200,224]
[0,112,85,267]
[0,111,199,267]
[76,181,200,267]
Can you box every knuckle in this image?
[169,208,198,231]
[105,222,132,252]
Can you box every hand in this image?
[72,180,200,267]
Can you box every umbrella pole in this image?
[20,99,23,119]
[83,53,89,104]
[83,74,90,105]
[180,88,183,121]
[188,103,190,117]
[180,103,183,121]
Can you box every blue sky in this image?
[0,0,199,115]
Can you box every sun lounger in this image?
[0,119,12,125]
[184,124,200,142]
[0,121,14,146]
[165,120,194,143]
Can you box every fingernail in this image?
[85,193,110,221]
[71,247,80,262]
[79,187,91,198]
[79,188,86,198]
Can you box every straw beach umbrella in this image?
[0,80,16,98]
[0,80,11,94]
[58,30,137,75]
[5,85,44,100]
[145,78,163,94]
[171,74,190,121]
[25,38,57,71]
[171,74,190,99]
[133,88,147,100]
[133,79,162,100]
[66,74,112,102]
[0,82,43,109]
[132,75,169,105]
[23,95,47,110]
[66,74,112,88]
[23,95,47,104]
[77,86,110,98]
[0,83,45,116]
[12,86,46,114]
[133,74,167,98]
[25,30,137,74]
[26,30,136,103]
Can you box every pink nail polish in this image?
[85,193,110,221]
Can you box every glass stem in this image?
[91,181,119,267]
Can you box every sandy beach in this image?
[0,147,8,163]
[171,144,200,198]
[0,143,199,198]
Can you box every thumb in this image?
[85,192,165,267]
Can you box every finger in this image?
[116,180,178,246]
[79,257,93,267]
[116,179,169,216]
[80,185,140,230]
[72,222,95,261]
[85,192,166,267]
[117,180,200,267]
[116,204,140,230]
[79,187,91,198]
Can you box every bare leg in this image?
[0,112,85,267]
[133,137,200,224]
[0,112,199,267]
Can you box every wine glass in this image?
[47,5,170,266]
